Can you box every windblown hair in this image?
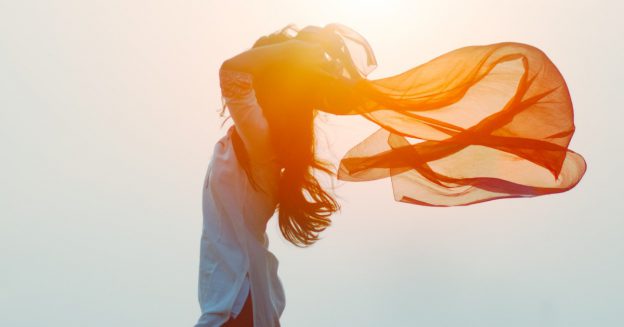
[222,25,340,247]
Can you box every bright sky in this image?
[1,1,623,326]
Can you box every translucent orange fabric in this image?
[297,24,587,206]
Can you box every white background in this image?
[1,1,622,326]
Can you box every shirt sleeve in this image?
[219,68,276,165]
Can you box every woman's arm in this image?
[219,40,326,165]
[220,39,327,77]
[219,68,275,166]
[218,38,337,165]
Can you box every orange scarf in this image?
[300,23,587,206]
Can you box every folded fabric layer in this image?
[310,24,587,206]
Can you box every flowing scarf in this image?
[285,23,586,206]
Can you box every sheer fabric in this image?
[299,24,587,206]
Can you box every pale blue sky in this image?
[1,1,623,326]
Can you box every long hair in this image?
[222,25,340,247]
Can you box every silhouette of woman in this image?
[194,23,586,327]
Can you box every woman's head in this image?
[229,25,341,247]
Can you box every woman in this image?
[196,23,586,327]
[195,26,346,327]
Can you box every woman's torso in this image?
[195,69,285,327]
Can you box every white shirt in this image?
[194,69,286,327]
